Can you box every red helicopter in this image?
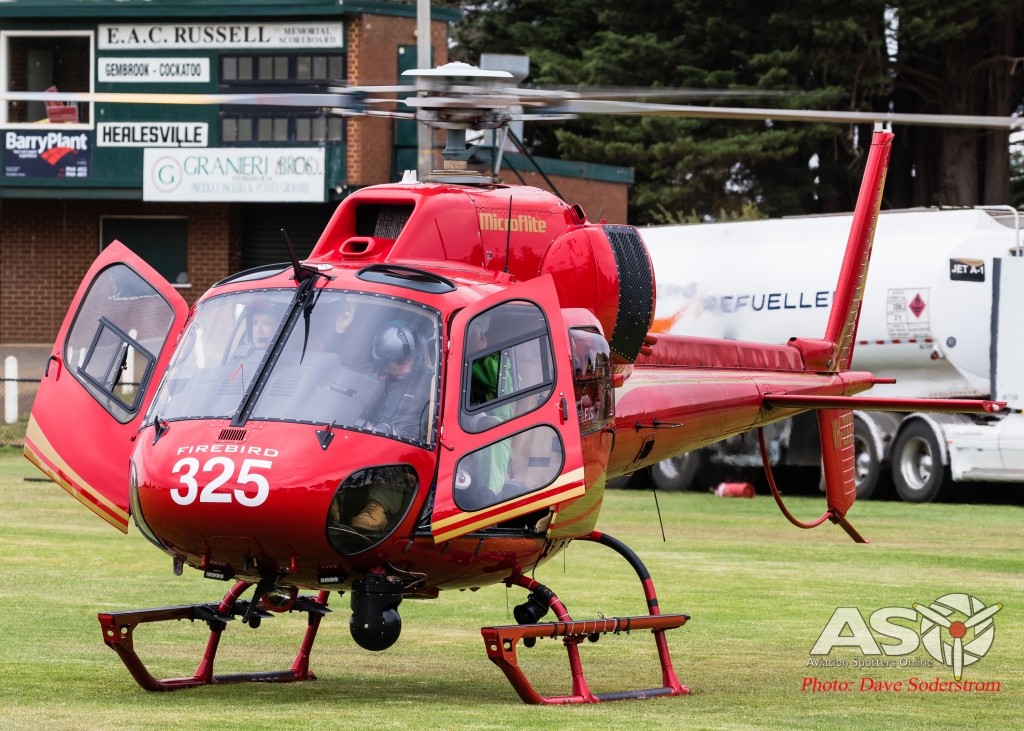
[18,64,1009,704]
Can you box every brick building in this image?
[0,0,632,360]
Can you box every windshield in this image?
[147,288,442,446]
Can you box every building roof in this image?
[502,153,635,185]
[0,0,462,22]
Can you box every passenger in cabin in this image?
[461,316,515,508]
[228,300,284,363]
[321,297,362,368]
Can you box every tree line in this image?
[448,0,1024,224]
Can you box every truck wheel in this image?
[853,418,881,500]
[891,422,955,503]
[651,451,700,492]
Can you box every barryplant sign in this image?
[4,130,91,178]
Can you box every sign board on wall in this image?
[99,24,344,50]
[98,58,210,83]
[143,148,325,202]
[3,130,91,178]
[98,123,208,147]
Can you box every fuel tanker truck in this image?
[631,206,1024,502]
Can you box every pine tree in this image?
[452,0,1024,221]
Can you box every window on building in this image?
[239,203,337,270]
[2,32,92,125]
[219,53,345,146]
[221,55,343,82]
[221,115,342,144]
[101,217,189,287]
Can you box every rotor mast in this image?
[416,0,432,181]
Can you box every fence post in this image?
[4,356,17,424]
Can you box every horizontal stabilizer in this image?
[764,395,1004,414]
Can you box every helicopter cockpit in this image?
[145,288,442,448]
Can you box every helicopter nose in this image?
[132,421,436,585]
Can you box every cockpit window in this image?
[64,264,176,423]
[146,288,441,447]
[459,300,554,434]
[146,290,292,423]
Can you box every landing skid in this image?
[481,531,690,704]
[98,581,331,691]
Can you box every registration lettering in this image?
[170,457,272,507]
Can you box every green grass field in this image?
[1,446,1021,730]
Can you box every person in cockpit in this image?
[321,297,363,369]
[228,300,283,363]
[350,319,432,531]
[456,316,515,511]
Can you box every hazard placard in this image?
[887,288,931,339]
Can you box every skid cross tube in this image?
[97,581,331,691]
[481,533,689,704]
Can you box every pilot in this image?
[350,319,432,531]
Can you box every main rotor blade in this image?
[529,86,800,101]
[0,90,398,108]
[553,99,1024,129]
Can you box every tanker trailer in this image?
[634,206,1024,502]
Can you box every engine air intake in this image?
[356,204,414,239]
[603,225,654,362]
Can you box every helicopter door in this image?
[26,242,188,532]
[432,275,585,542]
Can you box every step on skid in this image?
[481,531,690,704]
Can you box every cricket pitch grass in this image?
[1,447,1021,730]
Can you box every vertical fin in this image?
[817,408,867,542]
[818,409,856,517]
[824,130,895,371]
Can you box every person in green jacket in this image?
[463,317,516,509]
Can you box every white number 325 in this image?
[170,457,272,507]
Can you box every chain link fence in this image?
[0,378,40,446]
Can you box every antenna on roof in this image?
[504,196,513,274]
[281,229,313,283]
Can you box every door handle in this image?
[45,355,62,380]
